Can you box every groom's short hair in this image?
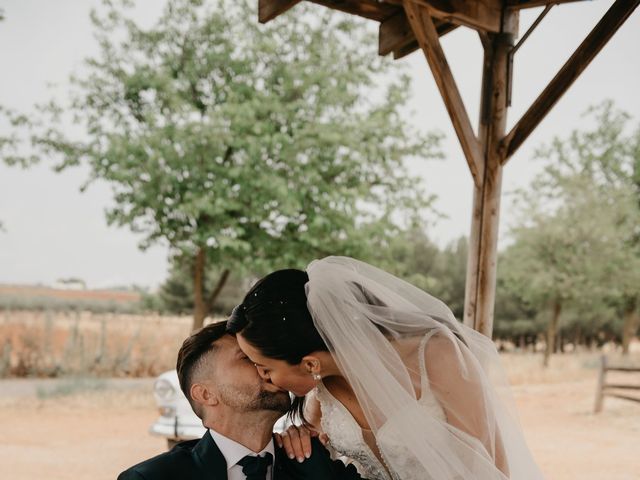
[176,320,228,414]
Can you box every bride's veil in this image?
[305,256,544,480]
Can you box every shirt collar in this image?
[208,428,275,471]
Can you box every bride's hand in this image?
[275,425,329,462]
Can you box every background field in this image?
[0,311,638,480]
[0,310,191,377]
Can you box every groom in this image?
[118,321,361,480]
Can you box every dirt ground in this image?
[1,367,639,480]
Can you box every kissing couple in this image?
[120,256,544,479]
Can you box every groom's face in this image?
[211,334,291,413]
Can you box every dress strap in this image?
[417,330,439,398]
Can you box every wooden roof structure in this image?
[257,0,640,337]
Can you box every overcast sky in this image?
[0,0,638,289]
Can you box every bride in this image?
[227,256,544,479]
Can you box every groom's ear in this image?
[190,382,219,408]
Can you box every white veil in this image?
[305,256,544,480]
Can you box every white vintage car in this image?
[149,370,206,449]
[150,370,288,449]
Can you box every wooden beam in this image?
[380,10,416,56]
[403,0,484,186]
[502,0,640,161]
[393,40,420,59]
[506,0,588,8]
[309,0,399,22]
[393,25,458,59]
[434,21,458,37]
[410,0,510,34]
[379,10,457,57]
[258,0,301,23]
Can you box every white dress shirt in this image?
[209,429,275,480]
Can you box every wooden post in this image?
[463,14,517,336]
[594,355,607,413]
[463,35,491,329]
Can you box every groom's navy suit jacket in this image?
[117,431,363,480]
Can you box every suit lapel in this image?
[192,430,229,479]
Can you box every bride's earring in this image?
[307,365,321,381]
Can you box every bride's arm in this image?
[425,334,510,477]
[276,395,327,461]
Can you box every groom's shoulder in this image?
[117,439,201,480]
[279,437,363,480]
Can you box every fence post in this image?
[594,354,607,413]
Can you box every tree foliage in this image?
[1,0,441,330]
[499,102,640,362]
[376,228,467,320]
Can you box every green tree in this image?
[501,102,640,364]
[433,236,468,319]
[2,0,441,330]
[157,253,253,316]
[376,229,467,320]
[493,280,542,350]
[533,102,640,355]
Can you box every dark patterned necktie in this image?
[237,452,273,480]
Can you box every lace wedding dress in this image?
[304,256,545,479]
[313,335,447,480]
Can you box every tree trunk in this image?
[585,335,593,350]
[576,328,583,351]
[622,298,639,356]
[543,300,562,368]
[207,269,231,317]
[192,247,208,332]
[191,248,232,332]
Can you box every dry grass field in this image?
[0,285,142,303]
[0,311,638,480]
[0,310,194,377]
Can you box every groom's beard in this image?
[251,389,291,413]
[218,383,291,413]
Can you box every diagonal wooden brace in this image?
[501,0,640,162]
[403,0,484,187]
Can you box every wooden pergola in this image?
[257,0,640,337]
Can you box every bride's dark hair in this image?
[226,269,328,425]
[227,269,329,360]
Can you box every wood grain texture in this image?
[463,19,517,336]
[379,10,457,57]
[309,0,399,21]
[410,0,507,33]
